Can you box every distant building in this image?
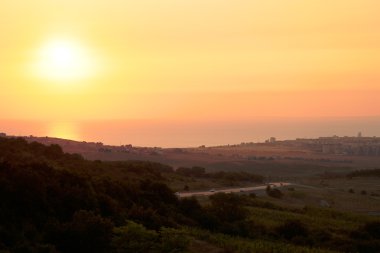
[0,133,6,137]
[269,137,276,143]
[357,132,362,138]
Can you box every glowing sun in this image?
[34,38,95,82]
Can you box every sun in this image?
[34,38,95,83]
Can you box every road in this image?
[177,182,291,198]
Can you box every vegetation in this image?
[266,185,283,199]
[0,137,379,252]
[176,166,264,183]
[347,168,380,178]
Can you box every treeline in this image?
[0,137,379,253]
[176,166,264,183]
[347,168,380,178]
[0,138,189,252]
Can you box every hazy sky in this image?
[1,1,379,145]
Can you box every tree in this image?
[48,210,114,253]
[112,221,159,253]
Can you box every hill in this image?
[0,137,379,252]
[6,134,378,179]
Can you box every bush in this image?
[159,227,189,253]
[112,221,159,253]
[275,220,309,243]
[112,223,190,253]
[209,193,248,222]
[266,186,283,199]
[176,167,206,177]
[47,210,114,253]
[363,221,380,239]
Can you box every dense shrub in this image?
[46,210,114,253]
[209,193,248,223]
[275,220,310,243]
[266,185,283,199]
[111,221,159,253]
[175,166,264,183]
[347,169,380,178]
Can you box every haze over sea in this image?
[1,116,379,148]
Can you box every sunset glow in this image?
[36,39,90,80]
[48,122,79,141]
[1,0,379,146]
[28,37,99,90]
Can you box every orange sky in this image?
[1,1,380,144]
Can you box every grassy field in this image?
[184,227,339,253]
[178,194,380,253]
[164,165,379,215]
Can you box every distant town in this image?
[1,131,380,157]
[266,133,380,156]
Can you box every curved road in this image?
[177,182,291,198]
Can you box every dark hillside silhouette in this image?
[0,137,379,252]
